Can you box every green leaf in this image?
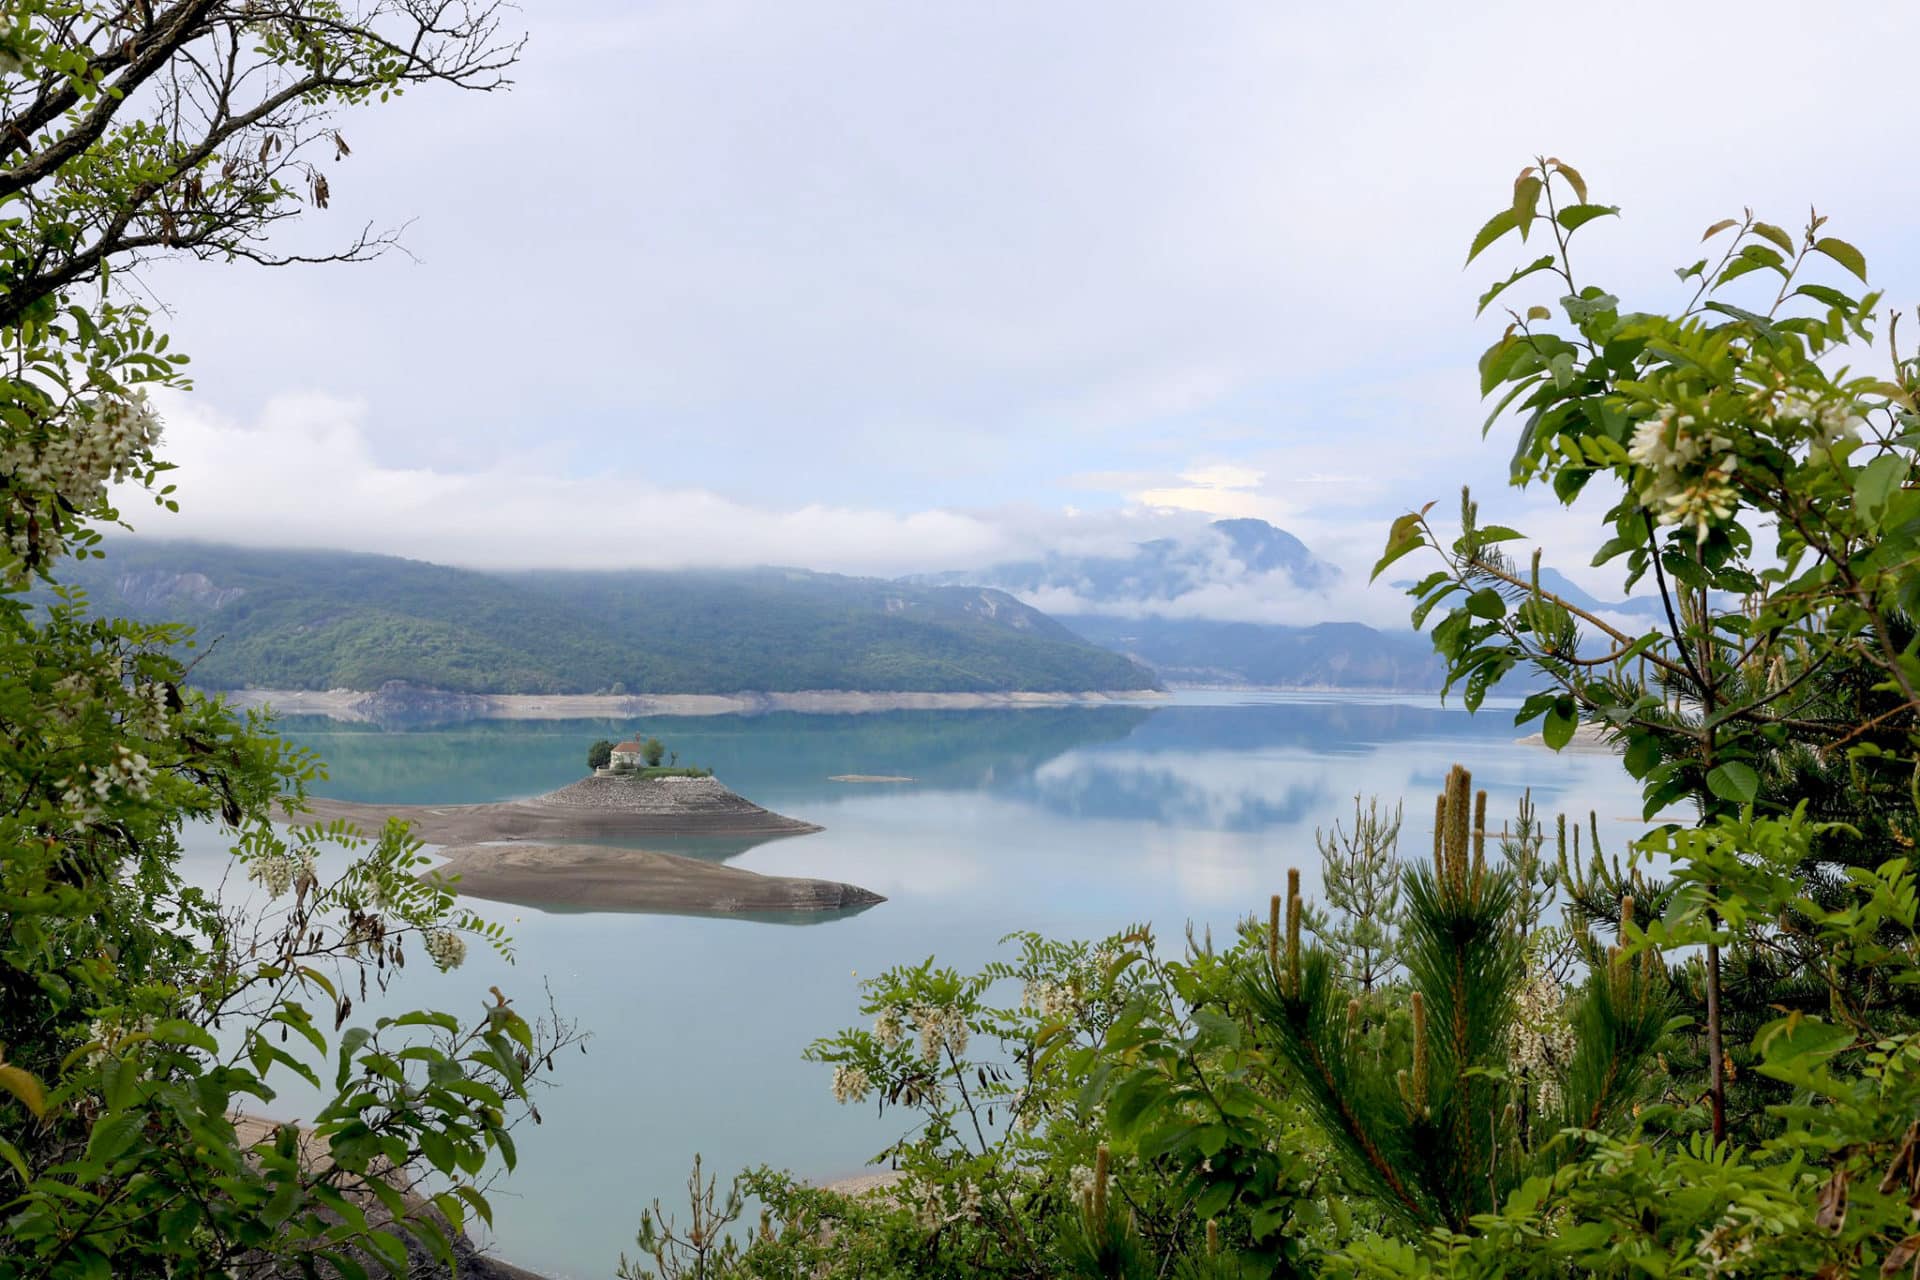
[1701,218,1739,241]
[1706,761,1759,805]
[1541,700,1576,750]
[1480,374,1543,438]
[1465,587,1507,620]
[1372,508,1431,582]
[0,1063,46,1118]
[1553,162,1588,203]
[1556,203,1618,231]
[1812,236,1868,282]
[1511,175,1543,239]
[1466,208,1520,266]
[1854,454,1905,519]
[1792,283,1856,310]
[1751,221,1794,255]
[1475,255,1556,317]
[84,1111,145,1166]
[0,1133,29,1184]
[1701,302,1780,342]
[1623,734,1660,779]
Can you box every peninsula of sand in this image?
[287,774,883,916]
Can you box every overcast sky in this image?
[129,0,1920,615]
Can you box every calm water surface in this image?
[185,691,1653,1278]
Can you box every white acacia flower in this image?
[831,1064,871,1104]
[91,745,156,801]
[423,927,468,970]
[1629,412,1740,543]
[1023,979,1077,1020]
[248,853,297,898]
[913,1004,968,1063]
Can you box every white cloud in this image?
[128,392,1016,576]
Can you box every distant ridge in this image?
[910,516,1340,605]
[49,542,1161,697]
[919,518,1444,691]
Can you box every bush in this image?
[588,738,615,770]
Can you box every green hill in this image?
[47,542,1160,696]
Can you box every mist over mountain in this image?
[920,518,1444,690]
[913,517,1340,613]
[50,543,1160,696]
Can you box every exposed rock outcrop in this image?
[291,775,822,843]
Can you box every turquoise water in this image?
[185,691,1654,1278]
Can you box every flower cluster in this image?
[57,747,158,826]
[84,1013,156,1067]
[93,744,156,800]
[1770,392,1864,448]
[1627,412,1738,545]
[423,927,468,971]
[0,393,162,507]
[907,1175,982,1230]
[2,394,162,567]
[831,1063,871,1104]
[1694,1211,1760,1276]
[1021,978,1077,1021]
[247,849,317,899]
[872,1007,905,1049]
[1510,971,1577,1113]
[132,681,175,737]
[914,1003,969,1064]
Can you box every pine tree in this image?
[1313,795,1404,992]
[1236,763,1669,1232]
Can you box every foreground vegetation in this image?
[0,3,587,1276]
[629,164,1920,1277]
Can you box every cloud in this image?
[1133,463,1298,523]
[106,0,1920,623]
[126,392,1016,575]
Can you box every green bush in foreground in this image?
[0,2,590,1276]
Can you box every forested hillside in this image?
[53,543,1160,695]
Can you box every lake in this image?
[184,691,1654,1279]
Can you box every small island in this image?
[285,734,883,916]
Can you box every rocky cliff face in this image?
[115,568,248,611]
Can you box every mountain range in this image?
[49,543,1160,695]
[45,519,1479,696]
[920,518,1446,690]
[912,517,1340,606]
